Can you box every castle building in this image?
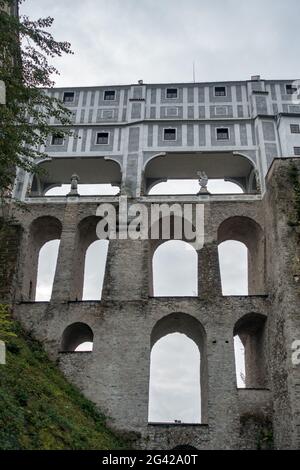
[6,77,300,449]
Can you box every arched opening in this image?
[60,322,94,352]
[36,240,60,301]
[82,240,109,300]
[234,313,267,389]
[218,216,265,295]
[218,240,248,295]
[234,335,246,388]
[149,179,244,195]
[148,313,207,424]
[152,240,198,297]
[144,152,258,195]
[71,216,109,301]
[30,157,122,196]
[26,216,62,301]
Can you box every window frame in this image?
[163,127,177,142]
[286,84,298,95]
[165,107,179,117]
[101,109,114,120]
[294,147,300,156]
[103,90,116,101]
[50,134,64,146]
[214,86,227,97]
[216,127,230,141]
[291,124,300,134]
[165,88,178,100]
[95,131,110,145]
[63,91,75,103]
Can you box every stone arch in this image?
[149,312,208,423]
[143,151,258,194]
[151,240,198,297]
[30,157,122,196]
[70,216,108,301]
[234,313,267,388]
[60,322,94,352]
[218,216,265,294]
[25,216,62,300]
[148,213,199,296]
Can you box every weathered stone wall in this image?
[5,158,300,449]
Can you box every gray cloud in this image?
[21,0,300,87]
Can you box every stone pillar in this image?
[102,239,150,301]
[264,159,300,449]
[198,241,222,298]
[51,201,79,302]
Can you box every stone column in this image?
[51,201,79,302]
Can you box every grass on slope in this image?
[0,321,128,450]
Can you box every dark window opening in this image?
[166,88,178,99]
[164,128,176,141]
[104,90,116,101]
[294,147,300,156]
[51,134,64,146]
[216,128,229,140]
[286,84,297,95]
[96,132,109,145]
[291,124,300,134]
[215,86,226,97]
[63,92,75,103]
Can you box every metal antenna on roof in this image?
[193,61,196,83]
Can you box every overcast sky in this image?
[23,0,281,422]
[21,0,299,87]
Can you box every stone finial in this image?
[197,171,210,194]
[68,173,80,196]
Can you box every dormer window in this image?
[216,128,229,140]
[96,132,109,144]
[214,86,226,97]
[104,90,116,101]
[63,92,75,103]
[166,88,178,99]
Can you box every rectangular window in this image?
[163,128,177,141]
[96,132,109,144]
[216,128,229,140]
[286,84,297,95]
[63,92,75,103]
[294,147,300,155]
[214,86,226,97]
[291,124,300,134]
[166,88,178,99]
[51,134,64,146]
[104,90,116,101]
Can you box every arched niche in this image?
[218,216,265,295]
[234,313,267,388]
[71,216,109,301]
[26,216,62,301]
[149,313,208,423]
[144,151,258,195]
[60,322,94,352]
